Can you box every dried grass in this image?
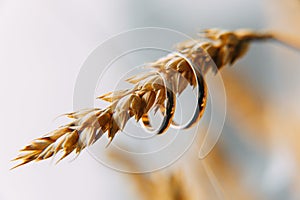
[108,149,195,200]
[12,29,297,169]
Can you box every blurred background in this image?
[0,0,300,199]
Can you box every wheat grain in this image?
[12,29,294,169]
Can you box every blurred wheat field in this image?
[111,69,300,200]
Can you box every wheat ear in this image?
[12,29,295,169]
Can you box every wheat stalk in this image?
[132,170,194,200]
[108,149,195,200]
[11,29,297,169]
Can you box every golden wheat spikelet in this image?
[12,29,297,169]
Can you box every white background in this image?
[0,0,300,199]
